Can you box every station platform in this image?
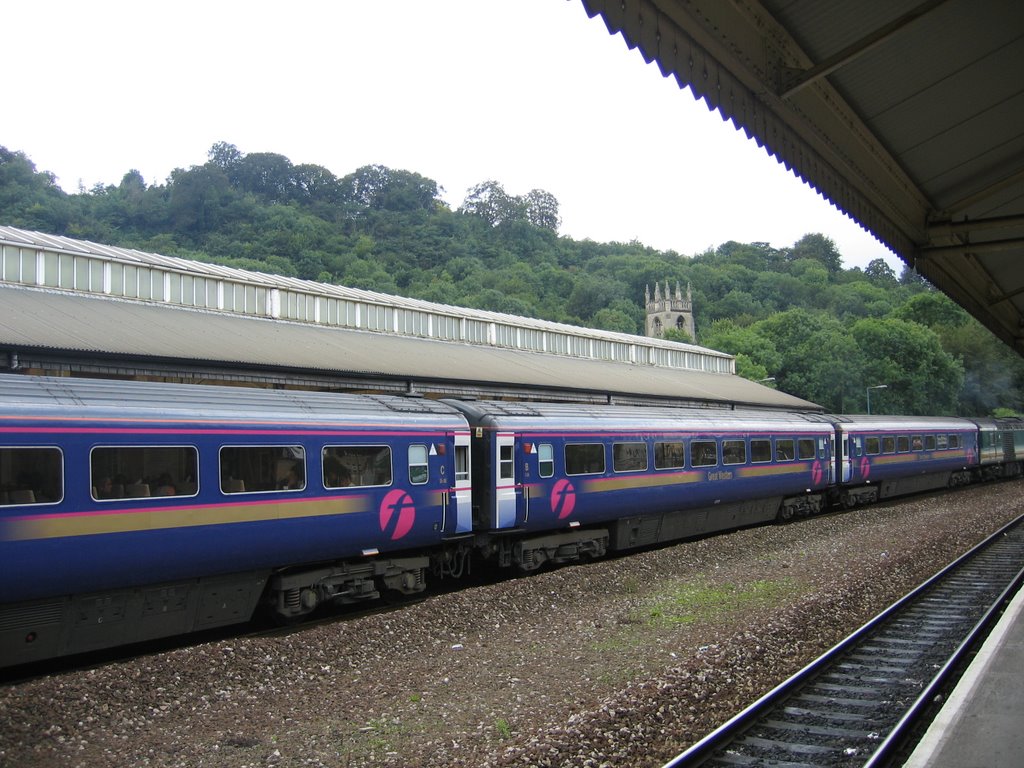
[903,581,1024,768]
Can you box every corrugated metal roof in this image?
[580,0,1024,354]
[0,285,819,410]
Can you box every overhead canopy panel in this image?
[580,0,1024,353]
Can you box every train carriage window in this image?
[936,434,948,450]
[409,445,429,485]
[882,436,896,454]
[866,437,880,455]
[897,436,911,453]
[750,439,772,463]
[498,444,514,481]
[912,436,924,450]
[690,441,717,468]
[775,439,795,462]
[91,446,198,499]
[537,444,554,478]
[797,439,816,460]
[949,434,961,449]
[0,447,63,506]
[323,446,392,488]
[722,440,746,465]
[565,443,605,475]
[220,445,305,494]
[455,444,471,482]
[613,442,647,473]
[924,435,936,450]
[655,441,685,469]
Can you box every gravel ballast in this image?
[2,482,1022,768]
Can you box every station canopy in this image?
[581,0,1024,354]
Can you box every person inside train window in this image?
[775,439,795,462]
[154,473,176,496]
[96,476,114,499]
[278,466,302,490]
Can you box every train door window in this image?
[897,436,910,452]
[409,445,429,485]
[949,434,961,449]
[775,439,795,462]
[91,446,198,500]
[924,435,936,451]
[866,437,880,455]
[936,434,949,450]
[850,437,863,457]
[750,439,772,463]
[565,444,605,475]
[882,436,896,453]
[722,440,746,465]
[323,446,392,488]
[613,442,647,472]
[537,444,554,478]
[498,443,515,480]
[219,445,305,494]
[654,441,685,469]
[818,438,828,458]
[797,439,816,460]
[0,447,63,506]
[455,444,470,482]
[690,441,717,467]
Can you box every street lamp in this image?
[757,377,776,386]
[866,384,887,414]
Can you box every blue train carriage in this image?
[971,416,1024,480]
[0,375,472,666]
[445,400,836,571]
[830,415,979,507]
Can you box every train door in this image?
[493,431,521,529]
[448,430,472,534]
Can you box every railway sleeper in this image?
[268,555,430,620]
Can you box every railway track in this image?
[664,512,1024,768]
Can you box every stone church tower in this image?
[645,280,695,342]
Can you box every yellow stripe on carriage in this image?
[1,496,370,542]
[581,471,704,493]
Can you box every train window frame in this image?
[865,436,880,455]
[322,445,393,489]
[565,443,605,476]
[750,439,772,463]
[537,443,554,478]
[219,444,306,495]
[797,439,816,460]
[775,439,795,462]
[897,436,911,453]
[924,435,936,450]
[654,441,685,470]
[690,440,718,468]
[882,436,896,454]
[90,445,198,501]
[949,434,961,449]
[0,446,64,507]
[409,444,429,485]
[936,434,949,450]
[613,442,648,473]
[722,439,746,465]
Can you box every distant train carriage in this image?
[445,400,836,570]
[0,375,472,665]
[832,415,979,507]
[972,416,1024,480]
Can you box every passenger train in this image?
[1,374,1021,666]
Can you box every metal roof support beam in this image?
[779,0,952,99]
[927,214,1024,239]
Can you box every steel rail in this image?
[663,513,1024,768]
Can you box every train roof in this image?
[445,399,836,432]
[829,414,976,431]
[0,374,468,427]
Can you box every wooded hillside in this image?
[2,143,1021,416]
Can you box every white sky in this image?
[5,0,901,271]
